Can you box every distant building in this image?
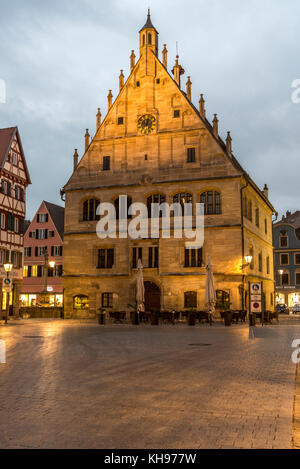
[274,211,300,308]
[21,201,64,308]
[0,127,31,317]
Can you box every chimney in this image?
[226,131,232,156]
[162,44,168,68]
[119,70,125,92]
[130,50,136,72]
[286,210,292,218]
[186,76,192,101]
[199,94,206,118]
[96,108,101,131]
[107,90,113,110]
[73,149,79,171]
[263,184,269,199]
[85,129,90,152]
[213,114,219,138]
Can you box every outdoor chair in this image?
[198,311,209,323]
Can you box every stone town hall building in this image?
[62,12,276,318]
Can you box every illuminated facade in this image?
[21,201,64,308]
[0,127,31,317]
[274,211,300,308]
[62,12,276,318]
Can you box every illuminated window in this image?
[73,295,89,310]
[102,293,113,308]
[32,266,38,277]
[23,266,28,277]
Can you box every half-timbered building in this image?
[0,127,31,317]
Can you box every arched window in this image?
[200,191,221,215]
[114,196,132,220]
[148,33,152,45]
[147,194,166,218]
[73,295,89,310]
[267,256,270,275]
[173,193,193,215]
[83,199,100,221]
[143,34,145,45]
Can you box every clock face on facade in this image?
[137,114,156,135]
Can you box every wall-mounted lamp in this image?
[241,255,253,270]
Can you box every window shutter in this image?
[28,266,32,278]
[35,247,38,257]
[51,246,54,256]
[46,214,49,222]
[45,229,48,239]
[36,229,39,239]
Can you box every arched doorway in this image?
[144,282,161,312]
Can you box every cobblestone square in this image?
[0,318,299,449]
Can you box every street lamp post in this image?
[4,263,13,325]
[241,255,253,312]
[42,252,55,306]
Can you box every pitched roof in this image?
[0,127,16,167]
[140,10,158,33]
[0,126,31,184]
[44,201,65,239]
[274,211,300,229]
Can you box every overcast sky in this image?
[0,0,299,220]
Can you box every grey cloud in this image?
[0,0,299,218]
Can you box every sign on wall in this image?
[2,278,12,293]
[249,282,263,315]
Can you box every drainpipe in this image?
[240,179,249,311]
[272,211,279,308]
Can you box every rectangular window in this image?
[102,293,113,308]
[23,265,28,277]
[281,254,289,266]
[132,247,143,269]
[184,291,197,309]
[255,208,260,228]
[187,148,196,163]
[280,236,288,248]
[174,110,180,118]
[32,266,38,277]
[0,213,5,229]
[24,247,32,258]
[184,248,203,268]
[267,257,270,275]
[103,156,111,171]
[136,81,140,87]
[296,274,300,286]
[37,214,48,223]
[282,273,289,286]
[51,246,63,257]
[148,247,159,268]
[295,254,300,265]
[265,219,268,235]
[97,249,114,269]
[117,117,124,125]
[38,229,48,240]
